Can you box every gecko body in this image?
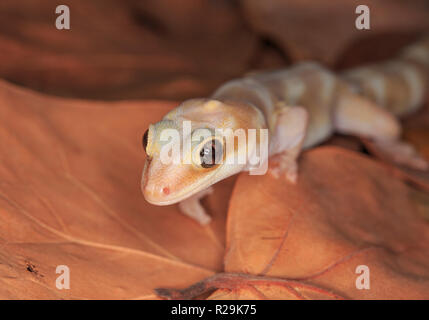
[141,36,429,225]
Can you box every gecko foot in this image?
[269,152,299,183]
[178,187,214,225]
[374,139,428,171]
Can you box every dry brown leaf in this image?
[240,0,429,65]
[157,148,429,300]
[0,0,257,100]
[0,79,235,299]
[1,78,429,299]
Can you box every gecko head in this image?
[141,99,265,205]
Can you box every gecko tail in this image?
[400,34,429,68]
[342,34,429,118]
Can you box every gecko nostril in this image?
[162,187,170,195]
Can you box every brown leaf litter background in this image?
[0,0,428,299]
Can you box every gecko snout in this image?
[142,182,168,204]
[141,170,174,205]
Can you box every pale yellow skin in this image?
[142,37,429,225]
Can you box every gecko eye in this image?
[199,139,223,168]
[142,129,149,154]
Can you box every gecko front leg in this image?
[178,187,214,225]
[269,105,309,183]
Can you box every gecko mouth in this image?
[143,184,203,206]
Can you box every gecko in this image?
[141,35,429,225]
